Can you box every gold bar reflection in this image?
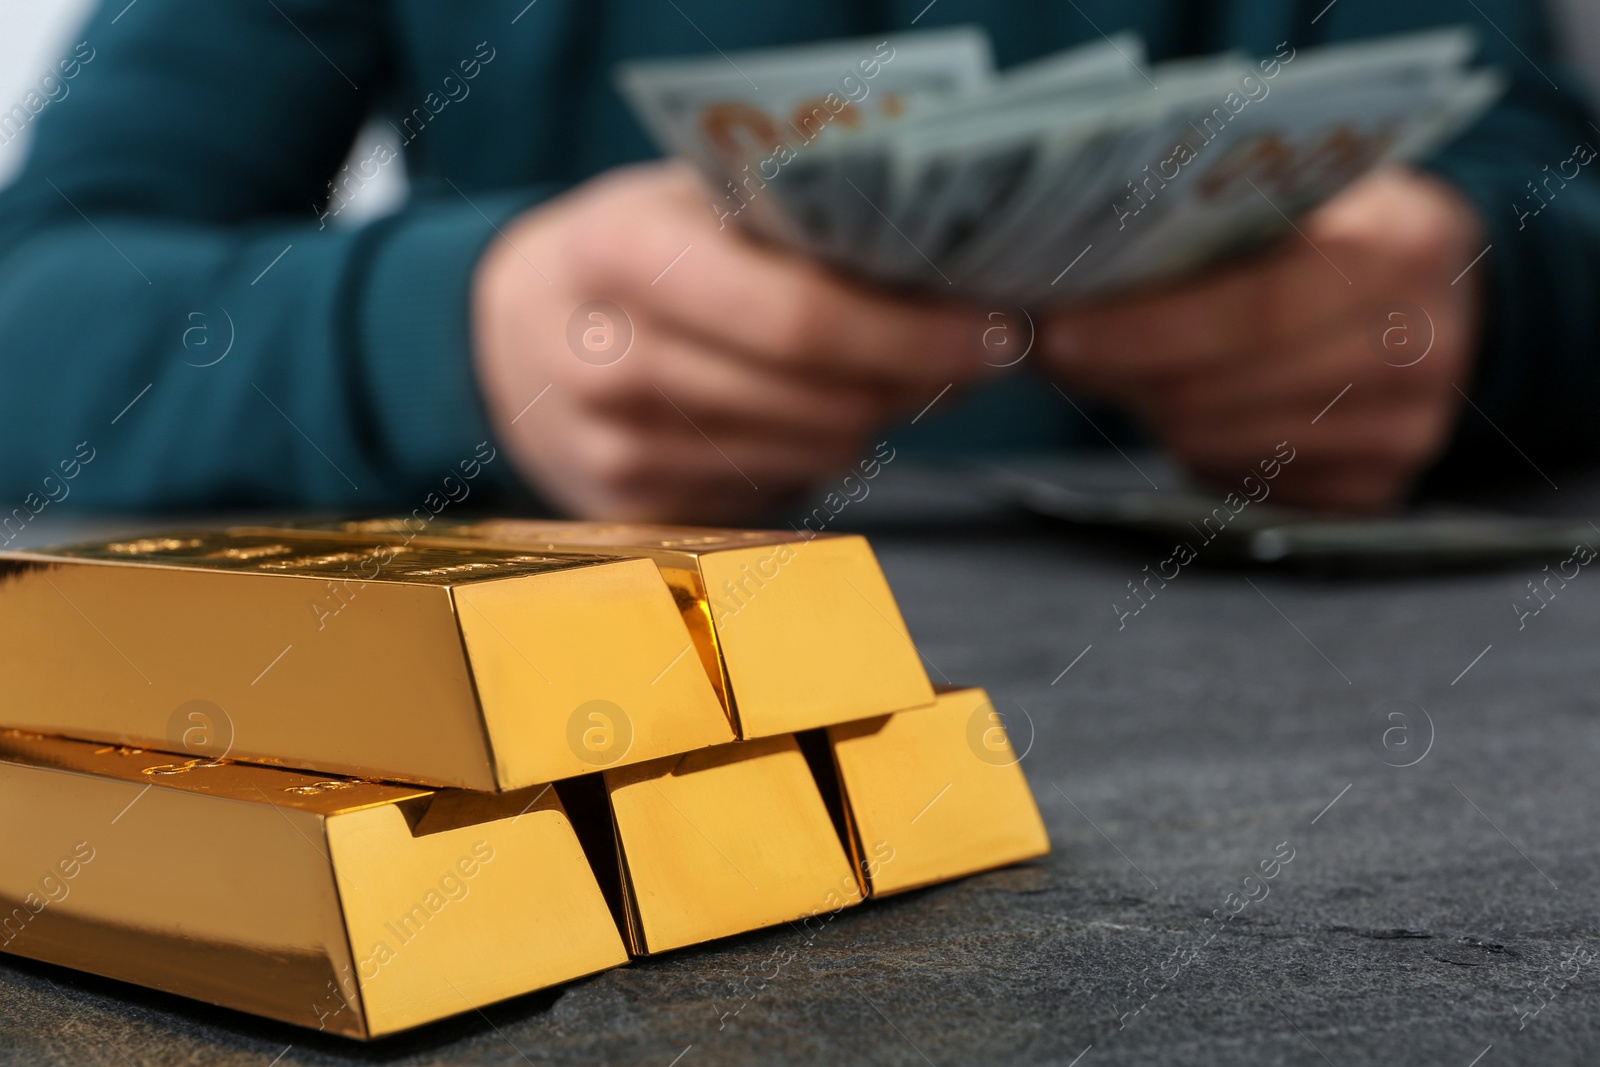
[0,533,733,790]
[0,730,628,1039]
[599,735,862,955]
[235,519,937,737]
[824,687,1050,897]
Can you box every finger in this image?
[498,377,845,521]
[567,328,889,440]
[657,250,987,388]
[577,180,992,389]
[580,417,863,501]
[1185,455,1408,514]
[1160,396,1451,487]
[1142,327,1433,422]
[1268,460,1416,513]
[1045,242,1361,388]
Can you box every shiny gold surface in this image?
[0,730,628,1039]
[826,687,1050,896]
[0,533,733,789]
[236,519,938,737]
[602,735,861,954]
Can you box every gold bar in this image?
[0,533,733,790]
[235,520,937,737]
[823,687,1050,897]
[0,730,628,1039]
[592,735,862,954]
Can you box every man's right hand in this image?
[472,161,992,522]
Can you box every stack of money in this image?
[617,26,1502,304]
[0,522,1047,1038]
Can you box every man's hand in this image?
[1042,168,1486,512]
[473,161,992,521]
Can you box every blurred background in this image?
[1,0,408,216]
[7,0,1597,205]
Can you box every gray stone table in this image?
[2,464,1598,1066]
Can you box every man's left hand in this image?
[1041,168,1487,512]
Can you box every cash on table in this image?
[0,521,1047,1038]
[618,26,1501,304]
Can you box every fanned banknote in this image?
[616,26,1503,304]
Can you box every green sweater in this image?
[0,0,1594,512]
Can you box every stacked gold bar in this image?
[0,522,1047,1036]
[0,731,626,1039]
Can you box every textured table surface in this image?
[2,468,1598,1066]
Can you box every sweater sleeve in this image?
[0,0,546,511]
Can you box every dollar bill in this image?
[616,25,1503,305]
[615,28,993,259]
